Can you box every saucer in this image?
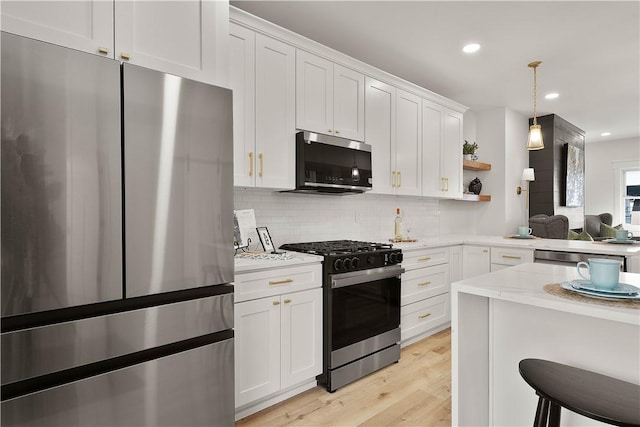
[561,281,640,300]
[508,234,536,239]
[603,239,638,245]
[569,280,639,296]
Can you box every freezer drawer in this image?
[2,290,233,385]
[1,338,234,427]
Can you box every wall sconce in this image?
[517,168,535,208]
[527,61,544,151]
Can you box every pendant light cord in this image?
[532,65,537,126]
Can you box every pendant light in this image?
[527,61,544,150]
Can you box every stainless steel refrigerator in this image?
[1,32,235,426]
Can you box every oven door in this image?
[329,265,403,356]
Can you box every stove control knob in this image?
[343,258,352,270]
[333,259,343,271]
[397,253,404,263]
[351,257,360,269]
[389,253,397,264]
[367,255,376,265]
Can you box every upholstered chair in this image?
[584,213,613,241]
[529,214,570,239]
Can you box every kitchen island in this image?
[451,262,640,426]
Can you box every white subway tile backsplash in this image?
[234,187,441,247]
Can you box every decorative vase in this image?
[463,154,473,161]
[469,177,482,195]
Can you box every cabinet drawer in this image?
[401,263,449,306]
[235,264,322,302]
[400,293,450,342]
[490,247,534,266]
[402,247,450,270]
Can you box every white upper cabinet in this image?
[442,108,463,198]
[1,0,113,55]
[421,99,463,198]
[365,77,396,195]
[1,0,228,85]
[114,1,228,85]
[230,24,296,189]
[395,89,422,196]
[296,50,364,141]
[366,77,421,196]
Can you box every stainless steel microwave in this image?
[286,131,373,195]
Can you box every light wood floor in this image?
[236,328,451,427]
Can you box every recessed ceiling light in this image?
[462,43,480,53]
[601,132,611,137]
[545,93,559,100]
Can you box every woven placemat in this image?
[544,283,640,309]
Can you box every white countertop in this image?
[393,234,640,256]
[234,251,323,274]
[452,262,640,326]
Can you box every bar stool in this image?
[519,359,640,427]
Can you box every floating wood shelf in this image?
[461,193,492,202]
[463,159,492,171]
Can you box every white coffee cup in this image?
[518,226,532,237]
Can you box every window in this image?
[614,161,640,232]
[624,170,640,226]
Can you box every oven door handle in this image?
[330,265,405,289]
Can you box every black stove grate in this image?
[280,240,393,256]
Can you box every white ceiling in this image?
[230,1,639,144]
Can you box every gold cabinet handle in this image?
[392,171,397,187]
[441,177,445,191]
[445,177,449,191]
[98,46,109,55]
[502,255,522,260]
[335,129,340,134]
[398,171,402,187]
[248,152,254,177]
[283,299,291,304]
[418,281,432,287]
[120,52,131,61]
[273,301,280,306]
[418,312,432,319]
[258,153,264,177]
[328,129,333,133]
[418,256,431,262]
[269,278,293,286]
[482,249,489,253]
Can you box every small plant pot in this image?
[464,154,473,161]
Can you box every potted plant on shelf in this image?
[463,140,478,161]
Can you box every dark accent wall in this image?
[529,114,586,229]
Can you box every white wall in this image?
[585,137,640,219]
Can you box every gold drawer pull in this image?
[248,152,254,177]
[482,249,488,253]
[283,299,291,304]
[273,301,280,306]
[98,46,109,55]
[418,281,432,287]
[392,171,397,187]
[269,279,293,286]
[120,52,131,61]
[502,255,522,260]
[418,312,432,319]
[418,257,431,262]
[258,153,264,177]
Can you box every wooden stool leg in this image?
[548,402,561,427]
[534,396,550,427]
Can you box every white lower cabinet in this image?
[490,246,534,272]
[234,264,322,417]
[400,247,452,345]
[462,245,491,279]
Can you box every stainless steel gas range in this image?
[280,240,404,392]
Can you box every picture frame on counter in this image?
[256,226,277,253]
